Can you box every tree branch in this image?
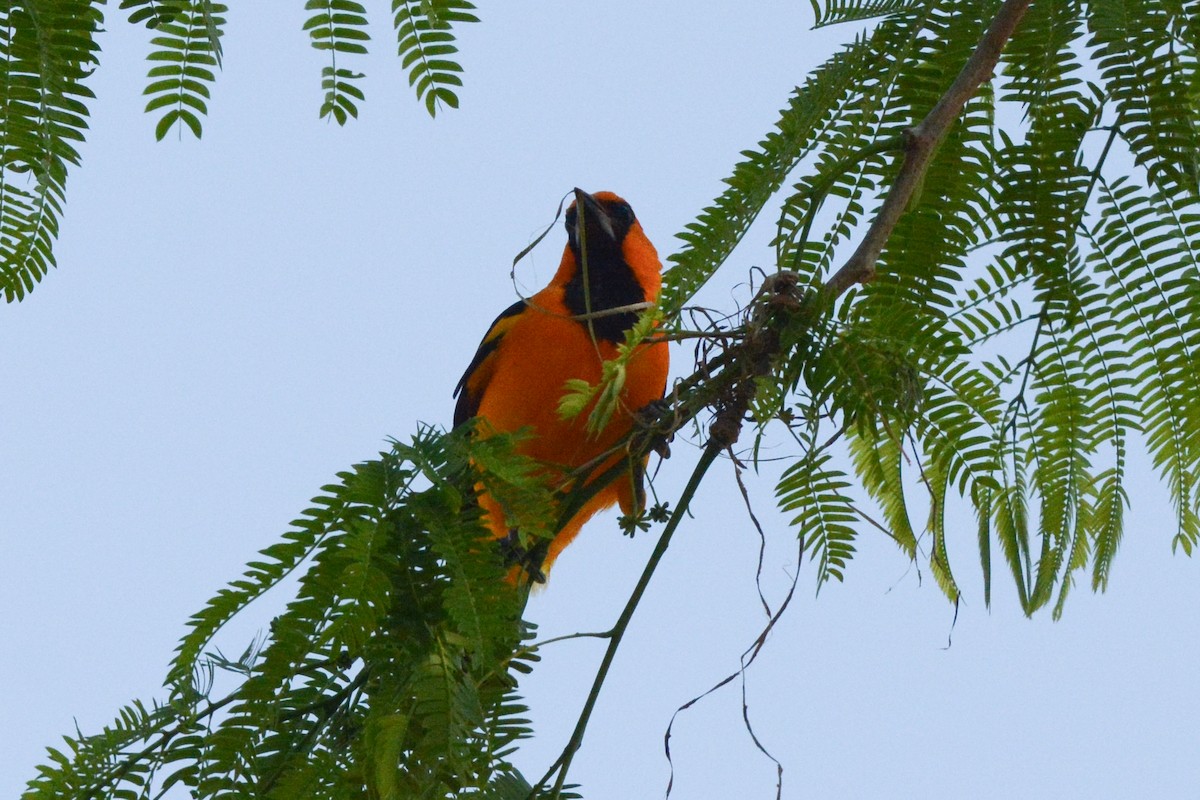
[824,0,1034,296]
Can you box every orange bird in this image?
[453,188,669,582]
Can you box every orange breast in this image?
[476,284,669,573]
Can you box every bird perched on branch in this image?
[453,188,669,583]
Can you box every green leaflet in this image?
[119,0,191,29]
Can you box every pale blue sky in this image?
[3,4,1199,798]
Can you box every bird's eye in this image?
[610,201,635,225]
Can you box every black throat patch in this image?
[562,241,645,343]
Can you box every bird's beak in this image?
[573,187,616,245]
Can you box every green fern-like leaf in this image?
[1088,467,1129,591]
[1088,0,1200,195]
[142,1,225,140]
[810,0,925,28]
[1088,178,1200,552]
[922,449,961,602]
[847,426,918,558]
[0,2,99,302]
[662,22,912,311]
[992,463,1033,610]
[997,0,1097,307]
[30,425,538,798]
[391,0,477,117]
[947,258,1035,349]
[303,0,370,124]
[778,451,859,587]
[1024,311,1092,612]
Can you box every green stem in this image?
[532,439,725,799]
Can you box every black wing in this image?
[452,299,526,428]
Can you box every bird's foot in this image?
[634,398,674,459]
[498,529,548,585]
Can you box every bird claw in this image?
[634,399,674,459]
[498,529,547,584]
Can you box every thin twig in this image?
[521,297,654,323]
[1001,306,1047,440]
[652,329,747,342]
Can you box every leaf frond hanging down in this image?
[778,450,859,589]
[119,0,190,28]
[390,0,477,117]
[998,0,1098,308]
[847,425,918,558]
[1087,178,1200,553]
[809,0,927,29]
[142,1,226,140]
[922,447,962,602]
[0,1,99,302]
[1023,310,1093,612]
[1087,0,1200,196]
[303,0,370,124]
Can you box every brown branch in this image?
[824,0,1034,296]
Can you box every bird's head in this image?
[561,188,661,303]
